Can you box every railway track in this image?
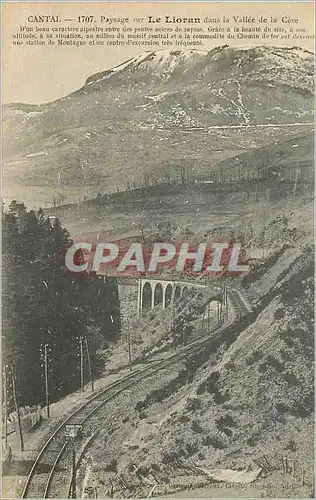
[21,288,251,498]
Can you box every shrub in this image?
[216,414,236,429]
[202,435,226,449]
[105,459,118,473]
[179,414,190,423]
[222,427,233,437]
[246,350,263,365]
[275,402,289,414]
[196,384,206,395]
[186,442,199,455]
[213,390,229,404]
[266,355,284,372]
[247,436,257,446]
[191,420,204,434]
[285,440,297,452]
[186,397,201,411]
[162,451,178,464]
[283,372,299,386]
[274,309,284,320]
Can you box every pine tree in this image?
[2,202,121,405]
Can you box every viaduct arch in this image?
[137,278,206,318]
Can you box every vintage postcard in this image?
[1,1,314,498]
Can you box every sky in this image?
[2,1,315,104]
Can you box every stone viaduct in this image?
[137,278,208,317]
[113,277,207,318]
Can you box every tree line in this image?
[2,201,121,408]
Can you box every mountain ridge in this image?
[81,44,314,89]
[3,44,315,108]
[2,44,314,208]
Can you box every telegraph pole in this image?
[201,308,206,333]
[84,337,94,392]
[79,337,84,391]
[126,318,132,371]
[207,302,210,333]
[223,283,228,319]
[171,285,176,330]
[71,439,77,498]
[219,284,224,324]
[3,365,8,445]
[66,425,82,498]
[293,168,299,199]
[44,344,50,418]
[11,367,24,452]
[171,290,176,348]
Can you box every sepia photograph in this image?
[1,2,314,498]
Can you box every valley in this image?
[2,44,314,499]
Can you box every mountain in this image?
[2,45,314,208]
[216,132,314,181]
[77,45,314,127]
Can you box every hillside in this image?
[216,132,313,181]
[2,45,314,209]
[79,243,314,498]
